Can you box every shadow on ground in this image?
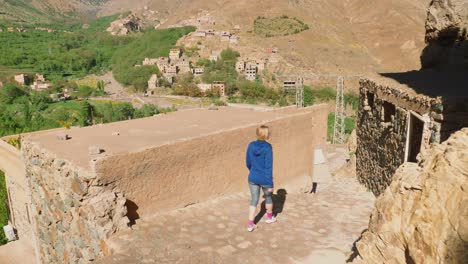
[254,189,287,224]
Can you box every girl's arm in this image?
[246,144,252,170]
[266,145,273,188]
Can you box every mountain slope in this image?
[97,0,431,73]
[0,0,108,24]
[0,0,432,74]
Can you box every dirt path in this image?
[98,147,374,264]
[98,72,126,98]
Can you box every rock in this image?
[56,133,69,141]
[208,104,218,110]
[106,14,141,36]
[421,0,468,69]
[112,132,120,136]
[89,146,104,155]
[352,128,468,264]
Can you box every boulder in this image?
[421,0,468,69]
[352,128,468,264]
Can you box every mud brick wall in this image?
[22,141,129,264]
[95,106,328,217]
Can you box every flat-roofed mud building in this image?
[1,106,328,263]
[357,71,468,196]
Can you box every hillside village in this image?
[2,11,287,104]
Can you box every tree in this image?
[134,104,159,118]
[97,80,105,91]
[79,100,93,127]
[220,48,240,62]
[0,83,26,104]
[303,85,314,106]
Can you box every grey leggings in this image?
[249,182,273,206]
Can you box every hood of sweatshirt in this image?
[251,140,270,156]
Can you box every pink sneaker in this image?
[265,216,277,224]
[247,223,257,232]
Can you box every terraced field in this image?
[254,16,309,37]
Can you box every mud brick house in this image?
[212,81,226,96]
[169,48,181,61]
[245,66,257,81]
[142,58,158,65]
[193,67,205,76]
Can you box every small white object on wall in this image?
[3,225,17,242]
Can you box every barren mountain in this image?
[0,0,108,24]
[98,0,432,74]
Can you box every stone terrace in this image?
[97,147,375,264]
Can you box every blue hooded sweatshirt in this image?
[246,140,273,188]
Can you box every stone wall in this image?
[22,141,129,263]
[356,78,442,196]
[352,128,468,264]
[94,106,328,217]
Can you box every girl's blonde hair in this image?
[256,125,270,141]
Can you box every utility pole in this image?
[295,77,304,108]
[333,76,346,144]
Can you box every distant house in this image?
[256,59,266,72]
[14,74,28,85]
[158,57,169,64]
[194,31,206,37]
[30,82,52,91]
[229,35,239,44]
[245,66,257,81]
[176,58,191,74]
[166,65,178,75]
[193,67,205,77]
[169,48,182,61]
[156,57,169,72]
[35,74,46,82]
[197,83,212,92]
[29,73,51,90]
[283,79,303,90]
[163,73,175,84]
[212,81,226,97]
[235,61,245,73]
[148,74,159,90]
[205,29,216,37]
[143,58,159,66]
[220,31,231,42]
[233,25,241,33]
[210,54,219,62]
[266,47,279,54]
[210,51,220,62]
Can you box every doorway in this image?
[406,113,425,163]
